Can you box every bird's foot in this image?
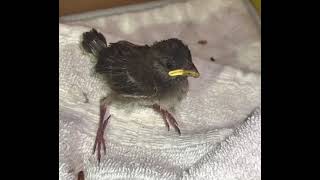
[153,104,181,135]
[92,99,111,164]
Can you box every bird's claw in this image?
[92,115,110,163]
[153,104,181,135]
[92,99,111,164]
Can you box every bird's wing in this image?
[95,41,157,98]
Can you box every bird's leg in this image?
[164,110,181,135]
[152,104,181,135]
[153,104,169,131]
[92,97,111,163]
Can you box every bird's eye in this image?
[166,62,173,69]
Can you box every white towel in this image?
[59,0,260,179]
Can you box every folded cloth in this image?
[59,0,260,179]
[184,107,261,180]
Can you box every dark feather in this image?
[95,40,157,97]
[81,29,195,102]
[82,29,107,56]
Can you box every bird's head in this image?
[151,38,200,80]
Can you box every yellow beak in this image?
[168,69,200,78]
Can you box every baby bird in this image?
[82,29,200,163]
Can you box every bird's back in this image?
[95,41,158,98]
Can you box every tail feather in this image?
[82,28,107,56]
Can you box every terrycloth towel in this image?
[59,0,260,179]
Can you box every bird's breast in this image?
[155,78,189,108]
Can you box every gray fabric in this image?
[59,0,261,179]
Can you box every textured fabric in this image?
[59,0,261,179]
